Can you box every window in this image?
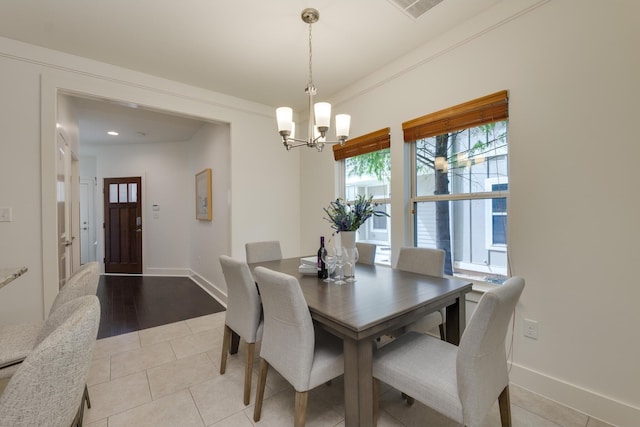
[334,128,391,265]
[405,91,509,283]
[486,180,507,247]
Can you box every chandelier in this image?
[276,8,351,151]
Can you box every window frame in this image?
[485,178,508,251]
[405,91,510,283]
[335,128,392,264]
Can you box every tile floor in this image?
[84,312,615,427]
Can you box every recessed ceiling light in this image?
[107,131,119,136]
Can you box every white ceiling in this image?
[0,0,503,144]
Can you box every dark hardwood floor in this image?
[96,275,225,339]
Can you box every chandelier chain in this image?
[308,23,313,89]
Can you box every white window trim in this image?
[484,177,508,252]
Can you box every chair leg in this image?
[498,385,512,427]
[400,391,415,406]
[253,359,269,422]
[72,390,86,427]
[373,378,380,426]
[71,403,81,427]
[244,342,255,405]
[439,323,446,341]
[294,391,308,427]
[84,383,91,408]
[220,325,231,374]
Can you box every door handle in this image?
[64,240,73,247]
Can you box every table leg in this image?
[343,337,374,427]
[445,294,466,345]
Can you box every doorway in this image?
[104,177,143,274]
[79,179,96,264]
[56,131,72,289]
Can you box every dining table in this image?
[248,256,472,427]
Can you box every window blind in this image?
[333,127,390,161]
[402,90,508,142]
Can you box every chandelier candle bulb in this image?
[335,114,351,139]
[276,107,293,133]
[314,102,331,131]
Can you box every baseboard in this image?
[142,267,193,276]
[188,271,227,309]
[509,363,639,427]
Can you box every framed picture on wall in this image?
[195,168,212,221]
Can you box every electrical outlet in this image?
[524,319,538,340]
[0,207,12,222]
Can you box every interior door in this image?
[56,131,72,289]
[104,177,142,274]
[80,181,91,264]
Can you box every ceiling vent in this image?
[388,0,444,19]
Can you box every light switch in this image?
[0,207,12,222]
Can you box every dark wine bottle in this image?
[317,236,328,279]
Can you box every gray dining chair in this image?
[252,266,344,427]
[50,262,100,314]
[356,242,377,265]
[219,255,263,406]
[0,262,100,413]
[395,247,446,340]
[245,240,283,263]
[0,295,101,427]
[0,262,100,373]
[372,276,525,427]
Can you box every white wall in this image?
[0,36,301,323]
[0,53,45,323]
[189,123,231,300]
[301,1,640,425]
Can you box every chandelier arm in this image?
[286,136,315,145]
[317,138,347,146]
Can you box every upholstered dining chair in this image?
[50,262,100,314]
[0,262,100,412]
[245,240,283,263]
[219,255,263,406]
[0,262,100,373]
[372,276,525,427]
[252,266,344,427]
[0,295,101,427]
[356,242,377,265]
[396,247,446,340]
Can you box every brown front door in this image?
[104,177,142,274]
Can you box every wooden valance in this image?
[402,90,508,142]
[333,127,390,161]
